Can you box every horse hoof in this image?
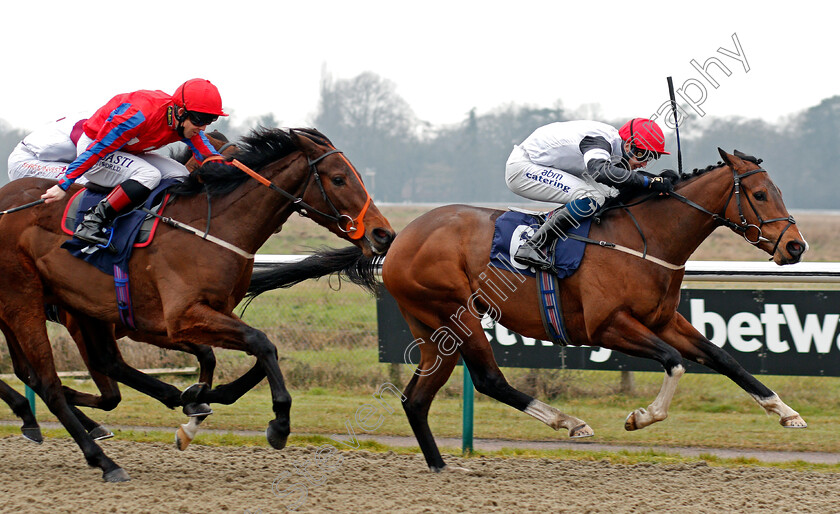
[175,426,193,451]
[624,411,638,431]
[181,383,209,404]
[21,427,43,444]
[780,415,808,428]
[443,465,472,473]
[569,423,594,438]
[89,425,114,441]
[103,468,131,483]
[266,421,288,450]
[182,403,213,417]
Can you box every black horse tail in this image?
[246,246,382,302]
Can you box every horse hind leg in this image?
[400,316,464,472]
[3,311,128,481]
[0,379,42,443]
[456,318,592,438]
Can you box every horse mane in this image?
[674,149,762,184]
[169,127,332,197]
[608,150,763,207]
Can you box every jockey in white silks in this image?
[505,118,673,270]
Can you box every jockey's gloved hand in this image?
[659,169,679,182]
[648,176,674,193]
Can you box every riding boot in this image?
[513,197,598,270]
[74,179,151,252]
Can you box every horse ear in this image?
[289,129,319,156]
[717,147,733,166]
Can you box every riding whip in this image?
[667,76,683,175]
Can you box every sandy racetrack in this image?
[1,436,839,513]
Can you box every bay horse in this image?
[245,149,808,472]
[0,131,238,444]
[0,127,394,481]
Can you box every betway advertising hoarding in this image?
[377,289,840,376]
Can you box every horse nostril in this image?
[786,241,804,260]
[372,228,394,246]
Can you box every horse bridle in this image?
[668,166,796,257]
[224,145,371,240]
[304,149,371,240]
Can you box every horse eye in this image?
[331,176,346,186]
[754,191,767,201]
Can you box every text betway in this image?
[482,299,840,360]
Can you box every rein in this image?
[576,164,795,269]
[207,142,372,240]
[667,166,796,258]
[151,140,372,258]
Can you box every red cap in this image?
[619,118,669,155]
[172,79,228,116]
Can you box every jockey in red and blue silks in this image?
[41,78,228,251]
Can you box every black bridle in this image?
[303,149,363,236]
[668,166,796,258]
[232,148,365,237]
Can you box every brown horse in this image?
[0,127,394,481]
[245,149,808,472]
[0,131,238,445]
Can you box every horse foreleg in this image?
[598,312,686,431]
[624,364,685,431]
[169,304,291,450]
[173,362,267,451]
[659,313,806,428]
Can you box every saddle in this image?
[59,179,180,329]
[61,185,170,247]
[489,209,592,279]
[488,208,593,346]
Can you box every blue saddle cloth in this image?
[61,179,180,275]
[489,210,592,279]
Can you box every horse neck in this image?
[627,166,735,266]
[196,153,310,253]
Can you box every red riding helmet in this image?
[619,118,669,155]
[172,78,228,116]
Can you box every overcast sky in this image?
[1,1,835,133]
